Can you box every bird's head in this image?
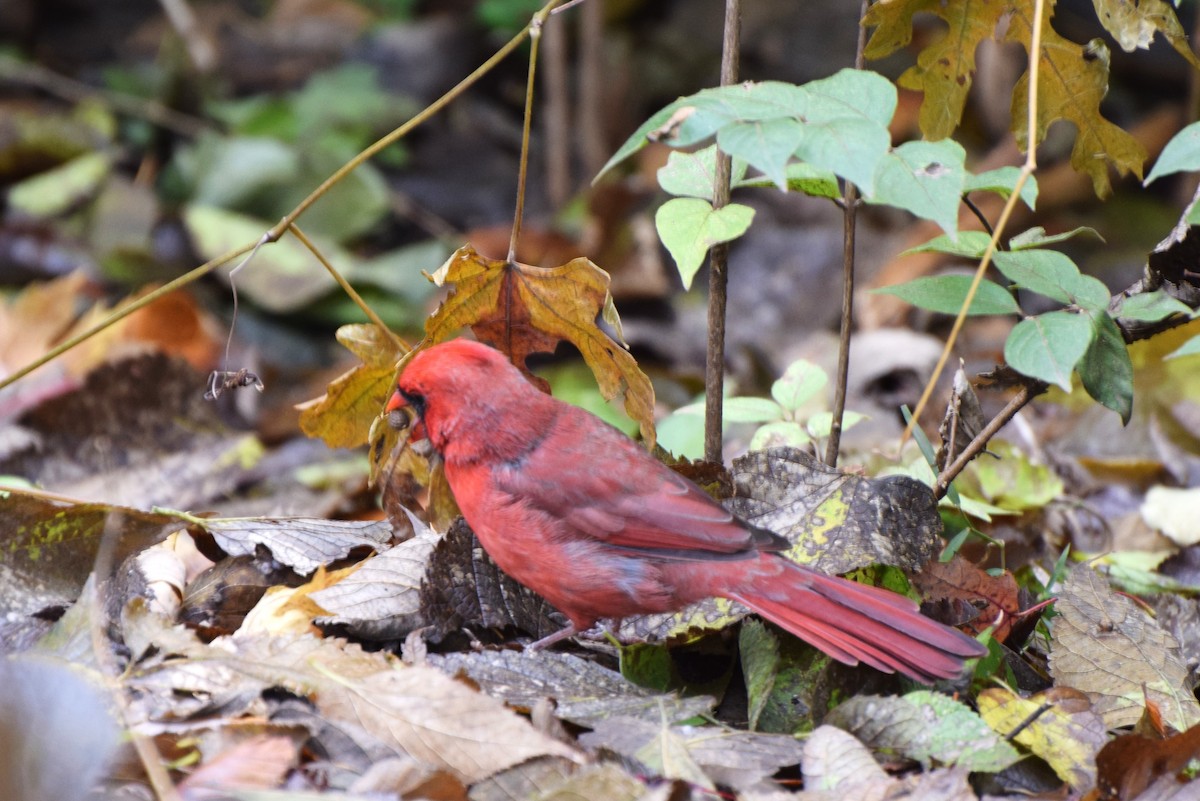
[386,339,551,461]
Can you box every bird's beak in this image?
[385,388,429,446]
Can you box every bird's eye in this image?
[400,389,427,417]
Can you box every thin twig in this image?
[287,223,409,352]
[962,195,996,238]
[901,0,1044,447]
[0,242,256,394]
[824,0,870,468]
[934,383,1038,498]
[510,12,548,261]
[703,0,741,464]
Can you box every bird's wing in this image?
[490,406,774,557]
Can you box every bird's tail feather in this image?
[729,560,985,683]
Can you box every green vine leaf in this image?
[993,249,1110,311]
[1146,121,1200,185]
[867,139,966,236]
[1078,311,1134,423]
[873,275,1022,317]
[655,198,755,289]
[1005,311,1096,391]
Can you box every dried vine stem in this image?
[704,0,742,464]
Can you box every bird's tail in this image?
[727,556,986,683]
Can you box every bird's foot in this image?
[525,623,579,652]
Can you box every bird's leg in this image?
[526,623,579,652]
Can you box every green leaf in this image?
[734,162,840,198]
[749,421,811,451]
[1148,121,1200,184]
[903,230,992,259]
[1166,334,1200,360]
[770,360,828,411]
[1117,290,1193,322]
[993,250,1109,310]
[868,139,966,235]
[7,151,113,218]
[806,411,867,439]
[657,145,747,201]
[964,167,1038,209]
[716,118,805,190]
[1008,226,1103,250]
[655,198,755,289]
[828,690,1019,772]
[597,98,691,181]
[1078,311,1134,423]
[190,134,300,207]
[873,275,1021,316]
[1004,311,1096,391]
[656,406,705,460]
[792,69,896,195]
[722,396,784,424]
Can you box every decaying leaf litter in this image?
[4,0,1200,799]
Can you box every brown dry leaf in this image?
[297,323,405,449]
[177,734,298,797]
[0,275,220,421]
[1095,722,1200,801]
[1,354,259,509]
[419,518,568,644]
[425,245,656,445]
[914,556,1020,642]
[470,759,645,801]
[198,516,393,575]
[129,633,580,784]
[579,716,805,792]
[801,725,889,793]
[237,564,358,637]
[1049,564,1200,730]
[429,649,715,727]
[977,685,1106,791]
[311,512,440,640]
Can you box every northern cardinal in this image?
[388,339,986,682]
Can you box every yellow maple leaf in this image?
[424,245,657,446]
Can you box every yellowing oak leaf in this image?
[1008,3,1147,197]
[863,0,1008,140]
[298,323,405,449]
[425,245,656,446]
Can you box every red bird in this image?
[388,340,985,682]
